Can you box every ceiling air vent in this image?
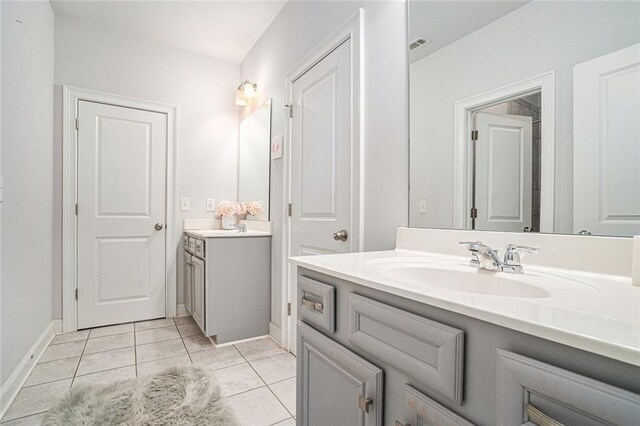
[409,37,430,51]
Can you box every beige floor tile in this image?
[190,346,246,370]
[227,386,290,426]
[176,322,202,337]
[89,323,134,338]
[135,325,180,345]
[235,337,285,361]
[83,332,134,355]
[134,318,174,331]
[76,346,135,376]
[173,315,195,325]
[0,412,47,425]
[72,365,136,388]
[182,334,214,353]
[1,379,71,422]
[211,363,264,397]
[250,352,296,384]
[136,338,187,364]
[136,354,192,377]
[39,340,85,363]
[50,330,89,346]
[24,357,79,387]
[269,378,296,416]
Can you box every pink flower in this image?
[244,201,264,217]
[215,200,241,218]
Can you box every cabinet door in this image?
[297,321,383,426]
[191,256,205,332]
[183,252,192,314]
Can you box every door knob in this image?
[333,229,348,242]
[155,223,164,231]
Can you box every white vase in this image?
[245,214,257,221]
[221,215,237,229]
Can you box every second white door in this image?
[475,112,533,232]
[288,38,355,353]
[77,101,167,329]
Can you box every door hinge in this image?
[287,303,291,316]
[75,203,79,215]
[471,130,478,141]
[285,104,293,119]
[75,288,78,300]
[470,208,478,219]
[358,395,373,413]
[75,118,79,131]
[288,203,292,217]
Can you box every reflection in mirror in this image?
[238,99,271,220]
[408,0,640,236]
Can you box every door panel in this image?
[191,256,205,332]
[289,39,353,353]
[297,321,383,426]
[574,43,640,236]
[77,101,167,329]
[475,112,533,232]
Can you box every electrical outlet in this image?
[180,197,190,211]
[206,198,216,212]
[419,200,427,214]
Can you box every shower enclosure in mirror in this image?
[238,99,271,220]
[408,0,640,237]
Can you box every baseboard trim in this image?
[0,319,62,419]
[213,334,271,349]
[269,322,282,345]
[176,304,189,317]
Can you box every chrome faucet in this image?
[459,241,539,274]
[232,223,247,233]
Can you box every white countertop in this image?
[289,249,640,366]
[185,229,271,238]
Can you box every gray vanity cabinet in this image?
[297,321,384,426]
[183,251,192,315]
[190,256,205,331]
[295,267,640,426]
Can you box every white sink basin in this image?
[366,258,552,298]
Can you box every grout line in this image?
[0,410,48,424]
[176,320,195,364]
[133,325,138,377]
[69,331,91,388]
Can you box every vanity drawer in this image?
[348,293,465,404]
[188,237,196,254]
[183,235,189,250]
[298,276,335,333]
[195,239,205,258]
[400,384,475,426]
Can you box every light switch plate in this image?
[206,198,216,212]
[271,134,283,160]
[419,200,427,214]
[180,197,190,211]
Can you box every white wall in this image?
[53,15,240,314]
[409,1,640,232]
[240,1,409,334]
[1,1,54,383]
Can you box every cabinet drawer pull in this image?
[302,297,324,313]
[358,395,373,413]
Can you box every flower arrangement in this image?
[243,201,264,218]
[215,200,241,218]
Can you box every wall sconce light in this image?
[235,80,258,106]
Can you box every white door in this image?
[574,43,640,236]
[77,101,167,329]
[288,39,355,353]
[474,112,533,232]
[191,256,205,332]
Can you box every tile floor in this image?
[1,316,296,426]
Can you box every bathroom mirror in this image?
[408,0,640,237]
[238,99,271,220]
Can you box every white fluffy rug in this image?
[43,366,239,425]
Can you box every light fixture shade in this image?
[243,82,257,99]
[235,88,247,106]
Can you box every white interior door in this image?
[574,43,640,236]
[288,39,354,354]
[77,100,167,329]
[475,112,533,232]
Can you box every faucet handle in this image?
[459,241,480,248]
[504,244,539,265]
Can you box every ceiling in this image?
[50,0,287,64]
[409,0,529,63]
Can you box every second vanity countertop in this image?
[185,229,271,238]
[289,249,640,366]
